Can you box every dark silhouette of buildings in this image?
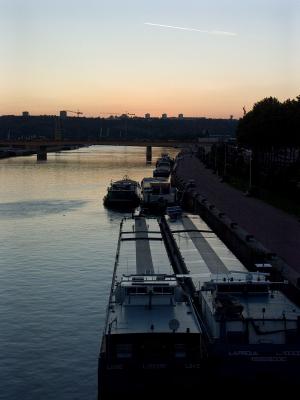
[0,115,238,141]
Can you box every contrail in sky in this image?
[144,22,237,36]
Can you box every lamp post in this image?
[220,143,227,183]
[249,149,252,191]
[213,145,218,175]
[223,143,227,180]
[244,148,253,196]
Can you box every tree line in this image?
[237,95,300,148]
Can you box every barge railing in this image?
[103,218,124,332]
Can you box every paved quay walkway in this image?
[175,151,300,278]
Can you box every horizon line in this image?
[0,113,239,120]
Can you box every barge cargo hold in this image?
[98,217,204,399]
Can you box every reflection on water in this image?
[0,200,87,219]
[0,145,178,400]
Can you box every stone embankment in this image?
[172,149,300,293]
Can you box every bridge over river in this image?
[0,138,219,162]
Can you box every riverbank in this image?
[172,149,300,288]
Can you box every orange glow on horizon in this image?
[1,70,298,120]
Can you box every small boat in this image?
[156,152,174,168]
[153,160,171,178]
[153,153,174,178]
[103,176,141,209]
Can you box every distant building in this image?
[145,113,151,119]
[178,113,184,119]
[162,113,168,119]
[22,111,29,117]
[60,110,67,118]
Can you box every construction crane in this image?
[66,110,83,117]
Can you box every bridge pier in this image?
[146,145,152,164]
[37,146,47,161]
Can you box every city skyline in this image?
[0,0,299,118]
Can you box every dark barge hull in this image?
[99,354,300,399]
[153,171,170,178]
[205,343,300,387]
[98,342,300,398]
[98,360,205,400]
[98,332,204,399]
[99,355,300,399]
[140,201,176,215]
[103,197,140,209]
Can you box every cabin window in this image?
[174,344,186,358]
[137,287,147,294]
[127,287,147,295]
[116,344,133,359]
[153,286,173,294]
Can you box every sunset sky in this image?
[0,0,299,118]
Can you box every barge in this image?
[98,217,204,399]
[165,214,300,387]
[98,213,300,397]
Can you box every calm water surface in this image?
[0,146,178,400]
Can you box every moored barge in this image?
[164,213,300,387]
[98,217,204,399]
[98,212,300,397]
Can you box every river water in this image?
[0,146,178,400]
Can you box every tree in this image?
[237,95,300,148]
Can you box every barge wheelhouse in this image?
[141,177,177,214]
